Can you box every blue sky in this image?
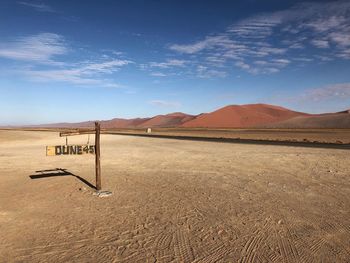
[0,0,350,125]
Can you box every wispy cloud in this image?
[235,58,289,74]
[0,32,132,87]
[280,82,350,111]
[300,83,350,102]
[0,33,66,64]
[196,65,227,78]
[18,1,55,12]
[235,61,250,70]
[311,39,330,48]
[293,57,314,62]
[77,59,131,74]
[328,32,350,47]
[149,100,181,107]
[166,1,350,76]
[227,14,282,39]
[23,59,132,87]
[141,59,188,77]
[150,72,167,77]
[169,35,239,54]
[305,15,346,32]
[337,48,350,59]
[149,59,187,68]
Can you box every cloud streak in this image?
[18,1,55,12]
[166,1,350,76]
[0,33,132,87]
[0,33,66,64]
[23,59,132,87]
[141,59,188,77]
[149,59,187,68]
[149,100,181,107]
[150,72,167,77]
[301,83,350,102]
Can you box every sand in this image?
[0,130,349,262]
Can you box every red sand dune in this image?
[101,118,150,128]
[182,104,308,128]
[138,112,196,128]
[26,104,350,129]
[101,113,195,128]
[34,112,195,129]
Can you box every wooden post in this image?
[95,122,101,191]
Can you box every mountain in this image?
[137,112,196,128]
[264,110,350,128]
[99,113,196,128]
[101,118,150,128]
[181,104,309,128]
[20,104,350,129]
[33,112,195,129]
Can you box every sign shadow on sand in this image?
[29,168,96,190]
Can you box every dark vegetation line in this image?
[106,132,350,150]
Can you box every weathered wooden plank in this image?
[46,145,95,156]
[59,129,95,137]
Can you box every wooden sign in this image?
[46,145,95,156]
[45,122,102,191]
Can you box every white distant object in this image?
[147,128,152,133]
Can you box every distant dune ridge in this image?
[181,104,309,128]
[30,104,350,128]
[264,110,350,128]
[138,112,196,128]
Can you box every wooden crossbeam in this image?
[60,128,96,137]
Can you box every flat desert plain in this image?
[0,130,350,262]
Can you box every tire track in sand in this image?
[238,218,304,263]
[193,243,232,263]
[239,220,273,263]
[154,231,174,261]
[173,229,195,263]
[275,227,301,263]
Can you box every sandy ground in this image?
[0,130,350,262]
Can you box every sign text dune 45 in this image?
[46,145,95,156]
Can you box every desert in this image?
[2,1,350,262]
[1,129,349,262]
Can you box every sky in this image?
[0,0,350,125]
